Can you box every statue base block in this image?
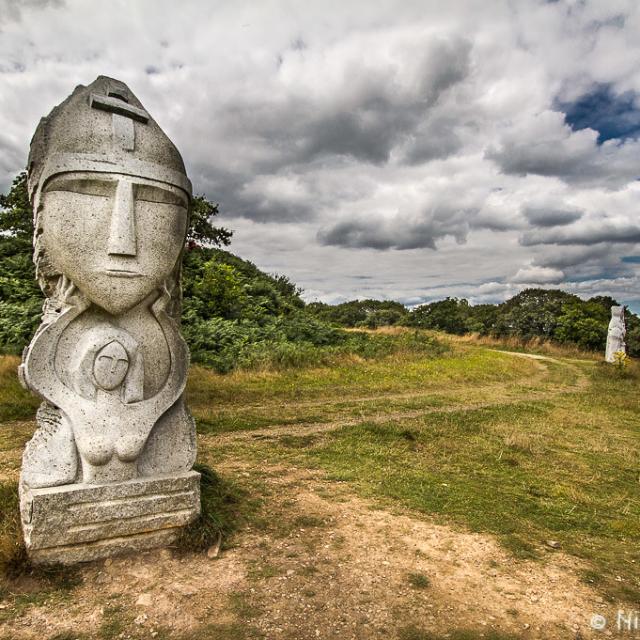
[20,471,200,564]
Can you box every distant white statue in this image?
[605,305,626,363]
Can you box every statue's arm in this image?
[136,291,189,415]
[22,279,90,408]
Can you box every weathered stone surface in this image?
[20,472,199,564]
[19,76,200,563]
[605,305,626,363]
[29,528,183,565]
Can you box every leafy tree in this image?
[626,313,640,358]
[555,301,608,350]
[182,247,305,324]
[0,173,40,303]
[271,273,303,300]
[0,173,42,351]
[307,299,408,328]
[187,195,232,247]
[464,303,499,334]
[492,289,578,340]
[0,172,32,238]
[192,261,247,320]
[407,298,470,335]
[362,308,406,329]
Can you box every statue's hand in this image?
[151,288,171,316]
[58,275,91,312]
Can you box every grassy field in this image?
[0,330,639,639]
[191,335,640,601]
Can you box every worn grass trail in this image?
[191,346,584,437]
[208,350,588,443]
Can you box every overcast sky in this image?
[2,0,640,310]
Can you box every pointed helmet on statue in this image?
[27,75,192,211]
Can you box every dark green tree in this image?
[187,195,233,247]
[555,301,608,350]
[492,289,577,340]
[407,298,470,334]
[0,173,42,351]
[306,299,408,328]
[625,312,640,357]
[464,303,499,334]
[0,172,32,238]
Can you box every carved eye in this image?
[97,355,129,365]
[135,185,187,208]
[44,177,114,197]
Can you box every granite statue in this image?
[605,305,626,363]
[18,76,200,564]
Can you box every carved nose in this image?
[107,180,136,256]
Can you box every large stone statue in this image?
[605,305,626,363]
[18,76,200,564]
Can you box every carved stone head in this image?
[27,76,192,315]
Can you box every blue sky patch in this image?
[625,299,640,314]
[562,83,640,144]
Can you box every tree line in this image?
[307,291,640,356]
[2,171,637,367]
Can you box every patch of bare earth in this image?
[1,462,613,640]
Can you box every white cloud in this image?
[2,0,640,309]
[510,265,565,285]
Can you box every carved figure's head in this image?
[93,340,130,390]
[27,76,191,315]
[72,323,144,403]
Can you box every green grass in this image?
[0,356,40,425]
[0,481,25,578]
[246,358,640,600]
[97,602,129,640]
[1,330,639,616]
[188,342,559,435]
[407,572,431,589]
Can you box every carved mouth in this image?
[103,269,145,278]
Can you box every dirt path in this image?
[0,350,603,640]
[489,350,562,362]
[490,350,591,387]
[0,463,613,640]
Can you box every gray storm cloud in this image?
[1,0,640,308]
[523,206,584,227]
[521,223,640,247]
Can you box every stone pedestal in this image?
[20,471,200,564]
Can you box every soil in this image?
[0,460,617,640]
